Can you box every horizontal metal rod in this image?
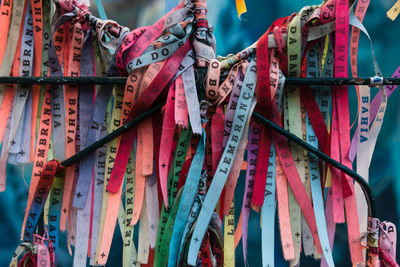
[0,76,127,85]
[58,99,375,218]
[0,76,397,86]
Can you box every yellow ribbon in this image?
[235,0,247,18]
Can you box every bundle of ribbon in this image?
[0,0,398,266]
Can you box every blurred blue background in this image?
[2,0,400,266]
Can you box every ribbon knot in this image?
[194,18,209,28]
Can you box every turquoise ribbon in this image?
[168,129,206,267]
[187,59,257,265]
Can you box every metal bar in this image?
[252,112,376,218]
[0,76,398,86]
[60,101,165,167]
[0,76,127,85]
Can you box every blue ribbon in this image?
[261,144,276,267]
[168,129,206,267]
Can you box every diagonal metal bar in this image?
[60,101,165,167]
[252,111,375,218]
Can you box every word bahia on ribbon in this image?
[0,0,398,266]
